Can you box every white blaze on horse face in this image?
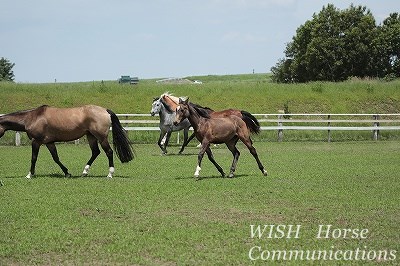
[107,167,115,178]
[194,165,201,177]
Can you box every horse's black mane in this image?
[190,102,213,112]
[190,103,212,119]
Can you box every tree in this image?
[271,4,399,83]
[375,13,400,78]
[0,57,15,82]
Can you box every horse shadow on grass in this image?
[30,173,132,179]
[151,152,198,157]
[175,173,249,181]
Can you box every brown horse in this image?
[0,105,134,178]
[174,98,268,178]
[162,94,261,143]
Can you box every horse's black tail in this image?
[241,110,260,134]
[107,109,134,163]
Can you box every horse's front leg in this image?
[157,129,168,155]
[162,130,173,154]
[205,147,225,177]
[195,142,211,178]
[46,143,71,177]
[26,140,41,178]
[99,139,114,178]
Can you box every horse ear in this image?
[180,97,189,104]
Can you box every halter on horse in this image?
[0,105,134,178]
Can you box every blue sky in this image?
[1,0,399,83]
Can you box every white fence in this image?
[118,113,400,142]
[9,113,400,145]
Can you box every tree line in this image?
[0,57,15,82]
[271,4,400,83]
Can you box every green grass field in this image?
[1,141,399,265]
[1,74,400,144]
[1,74,399,114]
[0,74,399,264]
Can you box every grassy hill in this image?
[1,74,399,143]
[1,74,399,114]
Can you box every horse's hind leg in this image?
[99,139,114,178]
[82,134,101,176]
[46,143,71,177]
[240,137,268,176]
[178,128,189,154]
[226,138,240,178]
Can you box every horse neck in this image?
[186,105,203,131]
[163,96,179,110]
[0,111,30,132]
[158,105,174,125]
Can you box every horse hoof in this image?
[228,173,234,178]
[263,170,268,176]
[65,173,72,178]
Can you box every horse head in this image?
[150,97,162,116]
[174,98,190,125]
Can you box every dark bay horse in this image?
[0,105,134,178]
[174,98,268,178]
[162,93,261,151]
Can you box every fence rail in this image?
[115,113,400,142]
[6,113,400,145]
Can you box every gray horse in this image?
[150,94,194,154]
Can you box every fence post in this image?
[278,114,283,142]
[327,114,331,142]
[15,132,21,146]
[373,115,380,141]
